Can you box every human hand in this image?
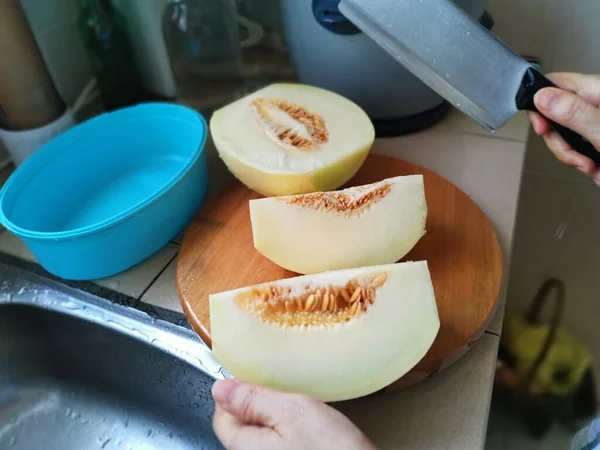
[528,72,600,184]
[211,379,376,450]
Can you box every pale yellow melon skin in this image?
[209,83,375,197]
[215,139,371,197]
[210,262,440,402]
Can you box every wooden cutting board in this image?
[176,154,503,392]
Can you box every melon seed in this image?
[305,294,317,312]
[371,274,388,288]
[349,287,362,304]
[321,293,330,311]
[340,289,351,303]
[348,301,361,317]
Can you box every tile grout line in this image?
[138,251,179,301]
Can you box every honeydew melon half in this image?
[209,83,375,196]
[250,175,427,274]
[209,261,439,402]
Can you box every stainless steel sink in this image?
[0,263,229,450]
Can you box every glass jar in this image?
[235,0,296,89]
[163,0,246,115]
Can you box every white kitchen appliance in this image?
[280,0,493,136]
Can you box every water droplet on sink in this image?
[8,436,17,447]
[145,429,153,438]
[130,329,149,342]
[62,300,81,311]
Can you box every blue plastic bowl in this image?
[0,103,208,280]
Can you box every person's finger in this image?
[534,87,600,148]
[213,404,244,449]
[540,131,597,177]
[528,111,552,136]
[213,403,282,450]
[212,379,293,428]
[546,73,600,107]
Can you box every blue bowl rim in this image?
[0,102,208,241]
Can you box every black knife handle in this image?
[515,67,600,166]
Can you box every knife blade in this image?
[338,0,600,165]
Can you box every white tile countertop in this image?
[0,107,530,450]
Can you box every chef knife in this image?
[338,0,600,165]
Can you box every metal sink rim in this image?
[0,261,231,381]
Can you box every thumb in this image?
[212,379,290,428]
[534,87,600,147]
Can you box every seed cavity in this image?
[251,98,329,151]
[235,273,389,328]
[282,182,392,215]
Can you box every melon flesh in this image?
[210,83,375,197]
[209,261,439,402]
[250,175,427,274]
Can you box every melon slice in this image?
[249,175,427,274]
[209,261,439,402]
[209,83,375,196]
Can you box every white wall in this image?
[487,0,600,375]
